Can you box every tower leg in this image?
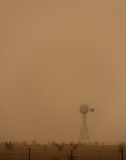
[78,116,90,144]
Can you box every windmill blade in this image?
[80,104,89,115]
[90,108,94,112]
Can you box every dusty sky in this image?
[1,0,126,144]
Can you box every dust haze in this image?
[1,0,126,144]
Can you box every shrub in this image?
[5,141,14,150]
[70,142,78,151]
[56,143,65,151]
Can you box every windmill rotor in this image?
[80,104,89,115]
[80,104,94,115]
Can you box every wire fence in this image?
[0,146,125,160]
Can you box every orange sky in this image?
[0,0,126,144]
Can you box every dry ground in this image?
[0,144,125,160]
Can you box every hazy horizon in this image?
[1,0,126,145]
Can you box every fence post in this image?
[121,151,124,160]
[98,151,100,160]
[70,150,73,160]
[29,147,30,160]
[50,149,51,160]
[11,151,12,160]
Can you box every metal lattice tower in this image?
[78,104,94,144]
[78,114,90,144]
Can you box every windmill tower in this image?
[78,104,94,144]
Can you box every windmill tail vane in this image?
[90,108,94,112]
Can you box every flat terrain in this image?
[0,144,125,160]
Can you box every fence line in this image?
[0,147,125,160]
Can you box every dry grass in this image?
[0,144,125,160]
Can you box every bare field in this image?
[0,145,125,160]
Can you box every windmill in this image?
[78,104,94,144]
